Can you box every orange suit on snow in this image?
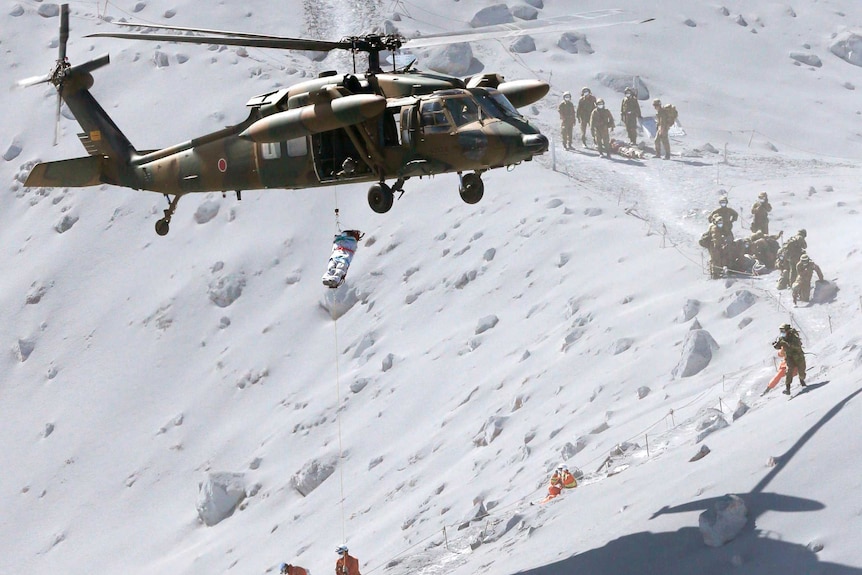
[336,553,361,575]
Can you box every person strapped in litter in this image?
[322,230,364,288]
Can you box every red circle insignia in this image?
[217,158,227,173]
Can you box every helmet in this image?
[596,98,605,106]
[758,191,768,199]
[345,229,363,240]
[336,545,349,555]
[625,87,634,95]
[781,323,792,331]
[798,229,807,238]
[563,91,571,99]
[582,87,590,95]
[653,98,662,107]
[719,195,728,205]
[800,253,810,262]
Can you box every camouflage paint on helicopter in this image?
[22,5,564,234]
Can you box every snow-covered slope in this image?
[2,1,861,574]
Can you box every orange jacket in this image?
[561,471,577,489]
[548,473,563,496]
[336,553,361,575]
[286,566,308,575]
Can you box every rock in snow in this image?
[510,35,536,54]
[470,4,514,28]
[425,43,474,76]
[678,298,701,322]
[196,472,247,526]
[723,289,757,318]
[790,52,822,67]
[673,327,719,377]
[208,271,246,308]
[829,32,862,67]
[699,494,748,547]
[558,32,594,54]
[290,456,337,496]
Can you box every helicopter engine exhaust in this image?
[239,94,386,143]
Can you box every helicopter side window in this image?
[420,100,451,133]
[286,137,307,157]
[261,142,281,160]
[444,97,480,127]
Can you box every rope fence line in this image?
[359,358,773,575]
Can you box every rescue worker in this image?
[560,466,578,489]
[708,195,739,238]
[335,545,361,575]
[589,99,615,158]
[652,99,674,159]
[777,229,807,289]
[749,230,782,269]
[792,253,824,305]
[541,467,565,503]
[728,237,757,275]
[772,323,806,394]
[707,215,732,279]
[558,91,577,150]
[280,563,309,575]
[750,191,772,234]
[576,87,597,147]
[620,87,642,145]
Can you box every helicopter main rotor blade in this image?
[404,10,651,49]
[17,74,52,87]
[110,20,316,40]
[53,85,62,146]
[58,4,69,63]
[87,31,350,52]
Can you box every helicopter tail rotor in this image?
[18,4,110,145]
[52,3,70,145]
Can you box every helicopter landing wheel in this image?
[459,172,484,205]
[155,193,182,236]
[155,218,170,236]
[368,182,394,214]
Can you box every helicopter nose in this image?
[522,133,549,154]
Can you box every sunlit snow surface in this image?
[1,1,861,574]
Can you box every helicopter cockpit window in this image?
[444,96,480,127]
[420,100,451,133]
[471,89,524,121]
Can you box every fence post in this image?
[645,434,650,457]
[444,526,450,551]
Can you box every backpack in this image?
[664,104,679,124]
[699,230,711,248]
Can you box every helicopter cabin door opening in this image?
[311,128,367,182]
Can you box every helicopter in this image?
[21,6,637,235]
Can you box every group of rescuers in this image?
[699,192,825,306]
[278,544,361,575]
[557,86,676,159]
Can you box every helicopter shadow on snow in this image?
[512,386,862,575]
